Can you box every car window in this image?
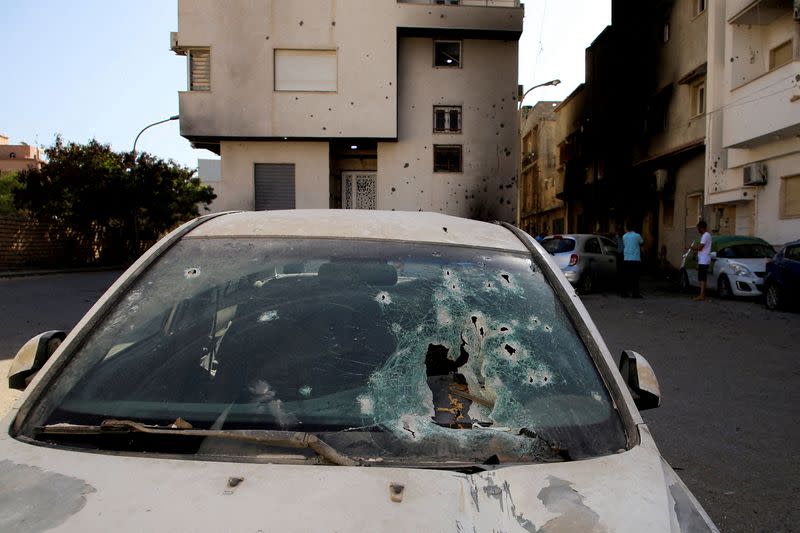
[785,246,800,261]
[717,243,775,259]
[25,238,626,464]
[541,237,576,254]
[583,238,601,254]
[599,237,617,255]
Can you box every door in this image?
[254,163,295,211]
[342,172,377,210]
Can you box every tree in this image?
[14,137,216,264]
[0,172,20,215]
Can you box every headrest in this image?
[317,262,398,286]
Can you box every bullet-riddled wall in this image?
[379,37,519,221]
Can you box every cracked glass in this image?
[31,237,626,464]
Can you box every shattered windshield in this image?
[31,237,626,464]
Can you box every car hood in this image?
[0,422,716,533]
[721,258,768,272]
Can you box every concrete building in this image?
[171,0,523,221]
[518,101,564,235]
[0,134,43,175]
[705,0,800,246]
[634,0,709,270]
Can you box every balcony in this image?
[722,61,800,148]
[396,0,523,37]
[398,0,520,6]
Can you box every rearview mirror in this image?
[618,350,661,410]
[7,331,66,391]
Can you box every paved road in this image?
[582,287,799,533]
[0,272,797,532]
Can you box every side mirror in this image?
[618,350,661,410]
[710,252,717,260]
[7,331,66,391]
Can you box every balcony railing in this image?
[398,0,521,7]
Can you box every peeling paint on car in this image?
[0,460,95,533]
[537,476,606,532]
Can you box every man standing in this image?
[689,220,712,301]
[622,225,644,298]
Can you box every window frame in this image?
[686,193,703,228]
[433,144,463,173]
[779,175,800,219]
[433,105,463,134]
[187,48,211,92]
[690,79,706,117]
[769,40,793,72]
[433,40,462,69]
[693,0,706,17]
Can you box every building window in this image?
[433,106,462,133]
[780,175,800,219]
[663,22,670,43]
[8,152,16,159]
[274,49,337,92]
[686,193,703,228]
[433,145,463,172]
[434,41,461,68]
[435,0,460,4]
[691,80,706,116]
[769,40,793,71]
[694,0,706,16]
[188,48,211,92]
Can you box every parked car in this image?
[540,234,619,293]
[679,235,775,298]
[764,239,800,310]
[2,211,717,532]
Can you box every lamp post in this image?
[516,79,561,228]
[518,79,561,109]
[132,115,179,156]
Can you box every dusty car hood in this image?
[721,258,769,273]
[0,422,715,533]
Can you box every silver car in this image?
[2,211,716,532]
[541,234,619,293]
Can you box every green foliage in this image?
[14,137,216,264]
[0,171,21,215]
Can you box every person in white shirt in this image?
[688,220,713,301]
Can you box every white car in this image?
[679,235,775,298]
[2,210,717,532]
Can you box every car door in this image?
[781,245,800,297]
[582,237,604,279]
[598,237,619,281]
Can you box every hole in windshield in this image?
[30,238,626,465]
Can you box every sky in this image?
[0,1,610,169]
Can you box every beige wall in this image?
[176,0,398,139]
[705,0,800,244]
[646,0,707,159]
[217,141,329,212]
[377,36,519,221]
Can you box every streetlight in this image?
[518,79,561,108]
[132,115,179,155]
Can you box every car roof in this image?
[711,235,771,250]
[188,210,530,252]
[543,234,606,241]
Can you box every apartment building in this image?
[635,0,709,269]
[171,0,523,221]
[705,0,800,245]
[0,134,43,175]
[518,101,563,235]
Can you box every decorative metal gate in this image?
[342,172,377,210]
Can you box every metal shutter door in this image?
[254,164,296,211]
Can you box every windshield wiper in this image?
[35,419,363,467]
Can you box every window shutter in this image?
[190,49,211,91]
[254,164,296,211]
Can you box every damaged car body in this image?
[1,210,718,532]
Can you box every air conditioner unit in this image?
[743,163,768,186]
